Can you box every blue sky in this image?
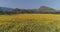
[0,0,60,10]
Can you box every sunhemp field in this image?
[0,0,60,32]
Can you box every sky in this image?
[0,0,60,10]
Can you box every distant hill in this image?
[38,6,56,13]
[0,7,13,12]
[0,6,59,14]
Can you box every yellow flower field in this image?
[0,14,60,32]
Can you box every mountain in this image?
[0,7,13,12]
[38,6,56,13]
[0,6,59,14]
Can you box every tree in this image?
[0,11,4,14]
[12,8,21,14]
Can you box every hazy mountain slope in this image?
[38,6,56,13]
[0,7,13,12]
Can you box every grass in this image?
[0,14,60,32]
